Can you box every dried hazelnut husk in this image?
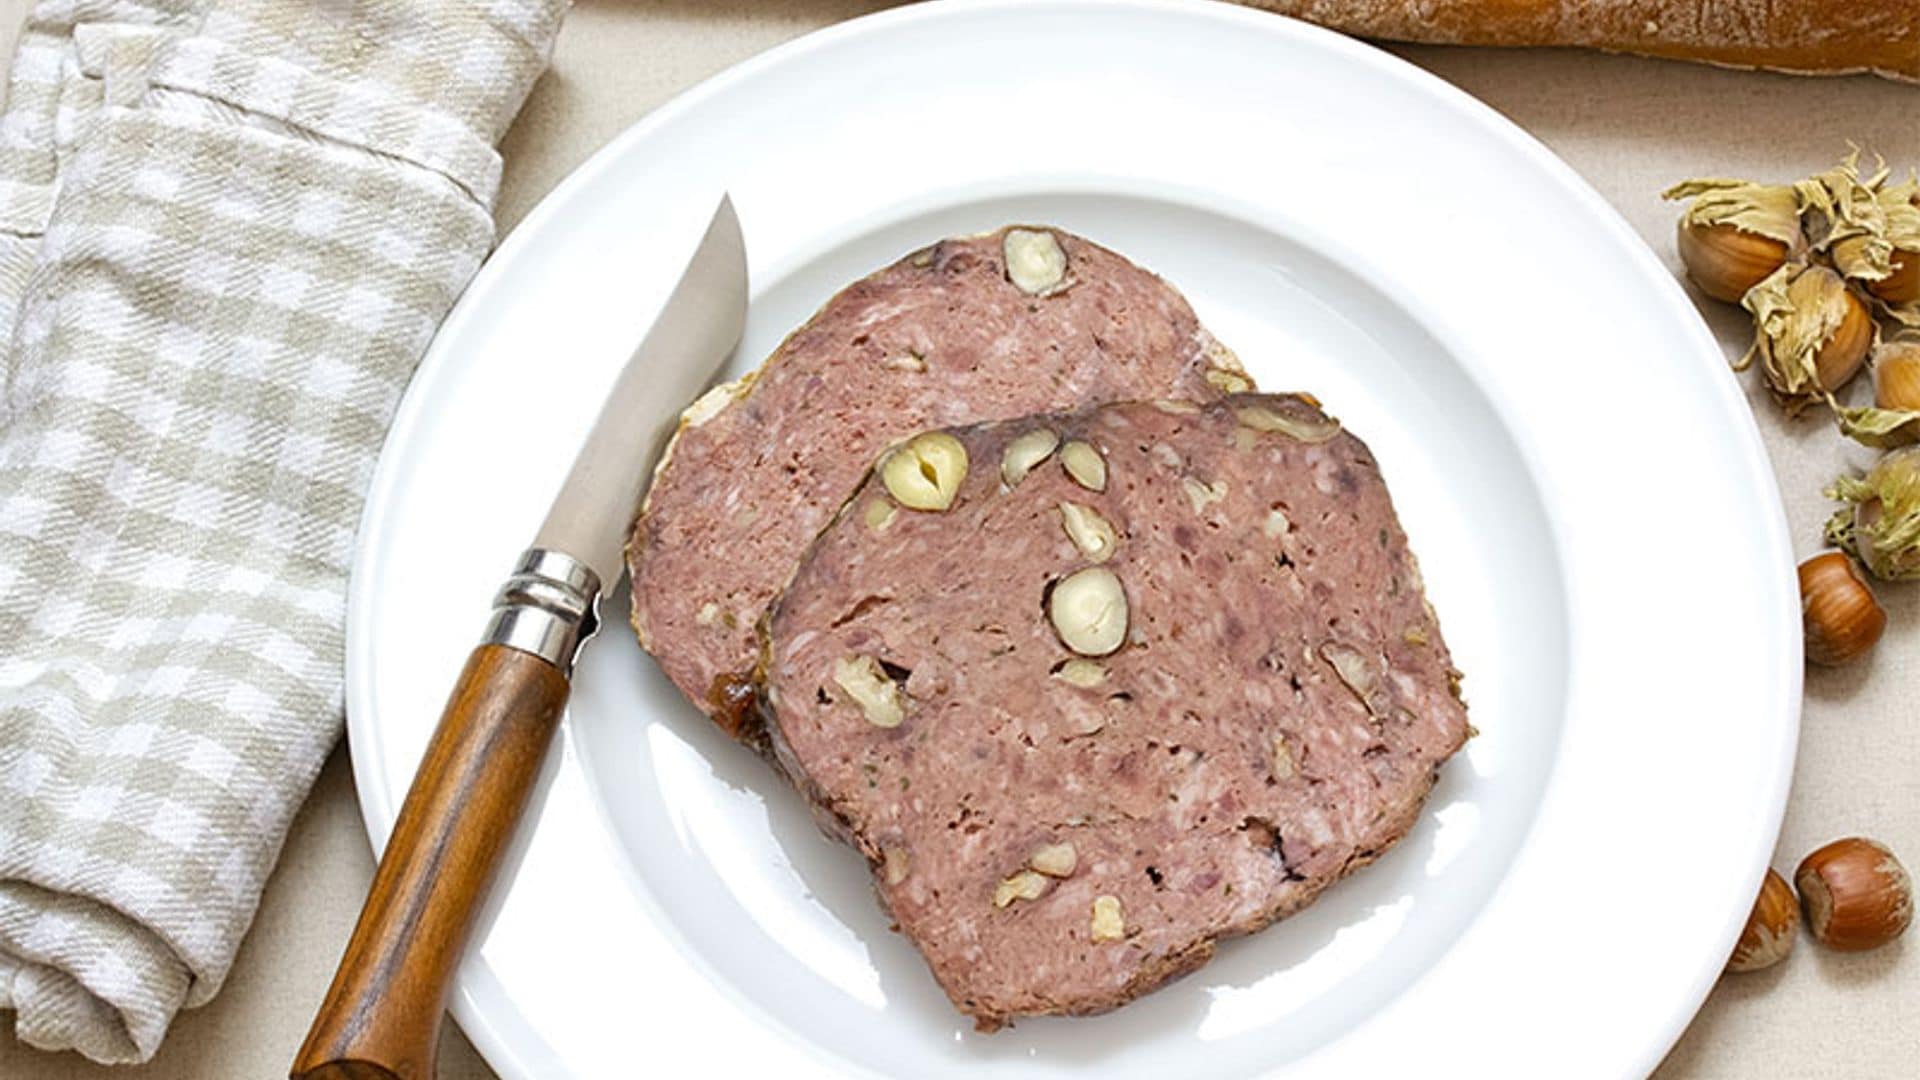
[1727,868,1799,973]
[1797,552,1885,666]
[1822,173,1920,306]
[1837,340,1920,448]
[1798,153,1889,267]
[1883,176,1920,309]
[1664,178,1801,302]
[1796,838,1913,952]
[1802,153,1920,325]
[1739,264,1875,412]
[1826,445,1920,580]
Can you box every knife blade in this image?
[293,196,748,1080]
[536,195,747,589]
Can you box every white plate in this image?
[347,2,1800,1076]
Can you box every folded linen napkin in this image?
[0,0,566,1062]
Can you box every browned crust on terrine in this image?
[626,226,1247,737]
[758,395,1469,1029]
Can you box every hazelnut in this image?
[882,846,910,886]
[1318,640,1377,700]
[1060,440,1107,492]
[861,497,897,532]
[1058,502,1118,562]
[1826,446,1920,581]
[1029,842,1078,878]
[1873,341,1920,413]
[1663,177,1800,301]
[1813,288,1874,394]
[1868,248,1919,305]
[1233,402,1340,443]
[881,431,968,511]
[1003,229,1067,295]
[1742,265,1873,409]
[1726,868,1798,973]
[1000,428,1059,487]
[1053,658,1107,688]
[1678,221,1790,303]
[1204,366,1252,394]
[1796,837,1913,952]
[682,377,746,427]
[831,654,904,728]
[1048,567,1128,657]
[994,869,1049,908]
[1797,552,1885,666]
[1182,476,1227,515]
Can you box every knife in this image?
[292,196,748,1080]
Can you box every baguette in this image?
[1243,1,1919,83]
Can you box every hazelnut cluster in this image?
[1671,152,1920,669]
[1667,153,1917,419]
[1672,158,1916,990]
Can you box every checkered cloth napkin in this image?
[0,0,566,1063]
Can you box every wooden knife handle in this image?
[292,644,570,1080]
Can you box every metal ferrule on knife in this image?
[482,548,602,674]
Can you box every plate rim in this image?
[345,2,1801,1076]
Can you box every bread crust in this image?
[1245,1,1920,82]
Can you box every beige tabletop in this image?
[0,2,1914,1077]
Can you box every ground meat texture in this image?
[760,395,1470,1030]
[627,227,1246,736]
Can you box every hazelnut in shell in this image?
[1836,341,1920,449]
[1874,340,1920,412]
[1739,264,1873,413]
[1679,223,1790,303]
[1796,552,1885,667]
[1663,178,1800,303]
[1831,228,1920,310]
[1727,868,1799,973]
[1796,838,1913,952]
[1814,165,1920,313]
[1818,291,1877,391]
[1826,445,1920,581]
[1868,177,1920,306]
[1874,248,1920,306]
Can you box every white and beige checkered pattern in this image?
[0,0,566,1063]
